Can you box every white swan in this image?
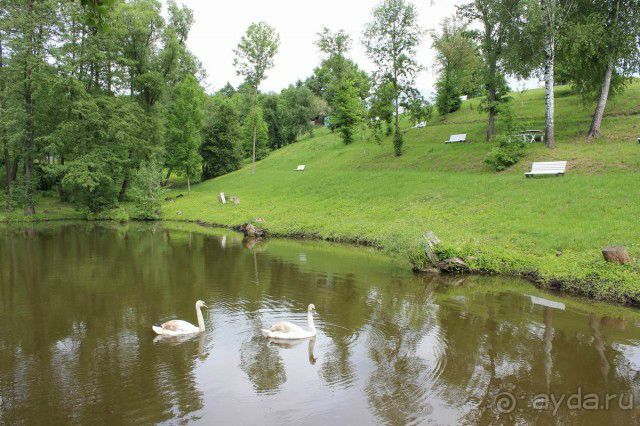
[261,304,317,339]
[152,300,208,336]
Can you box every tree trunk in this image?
[11,155,19,181]
[119,173,129,201]
[486,84,497,142]
[251,87,258,175]
[187,174,191,194]
[163,167,172,187]
[393,93,401,156]
[542,0,556,148]
[23,70,35,212]
[587,61,613,139]
[587,0,619,139]
[486,62,497,141]
[2,130,11,210]
[0,38,11,208]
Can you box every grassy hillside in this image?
[162,82,640,304]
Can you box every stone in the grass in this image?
[602,246,631,265]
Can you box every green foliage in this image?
[368,82,395,132]
[436,76,462,116]
[61,151,120,214]
[363,0,422,156]
[200,96,243,179]
[485,136,527,171]
[331,77,364,145]
[35,163,66,192]
[129,161,164,220]
[458,0,527,139]
[242,106,269,160]
[233,22,280,89]
[278,84,319,144]
[556,0,640,100]
[432,17,483,102]
[315,27,351,57]
[164,74,206,183]
[404,94,432,125]
[260,93,286,149]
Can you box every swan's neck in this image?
[196,305,206,332]
[307,310,315,332]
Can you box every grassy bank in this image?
[162,83,640,305]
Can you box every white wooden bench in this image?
[445,133,467,144]
[295,165,305,171]
[525,161,567,177]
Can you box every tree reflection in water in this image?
[1,223,640,425]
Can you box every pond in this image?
[0,222,639,425]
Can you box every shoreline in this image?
[4,212,637,308]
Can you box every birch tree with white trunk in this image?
[233,22,279,175]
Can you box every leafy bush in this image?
[129,161,164,220]
[61,152,120,214]
[87,206,129,222]
[485,135,527,171]
[435,76,462,116]
[35,163,66,191]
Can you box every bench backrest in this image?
[448,134,466,142]
[530,161,567,173]
[296,165,305,171]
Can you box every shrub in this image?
[485,135,527,171]
[129,161,164,220]
[435,76,462,116]
[61,152,120,214]
[36,163,66,191]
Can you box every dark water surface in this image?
[1,222,639,425]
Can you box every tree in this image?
[260,93,285,149]
[458,0,524,141]
[4,0,60,215]
[0,12,11,209]
[200,96,243,179]
[435,75,462,116]
[432,17,482,117]
[586,0,639,138]
[404,94,432,125]
[315,27,351,57]
[364,0,422,156]
[556,0,640,138]
[368,82,395,136]
[242,105,269,162]
[332,76,365,145]
[307,27,369,141]
[515,0,573,148]
[164,75,205,193]
[278,84,319,144]
[233,22,279,175]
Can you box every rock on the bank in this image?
[602,246,632,265]
[437,257,469,273]
[240,223,265,238]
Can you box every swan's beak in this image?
[203,304,209,309]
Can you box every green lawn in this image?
[162,82,640,305]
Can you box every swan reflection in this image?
[268,336,317,365]
[153,333,209,359]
